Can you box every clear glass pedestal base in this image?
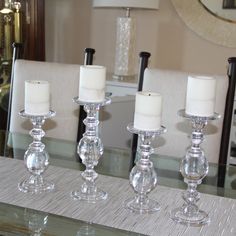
[71,188,107,203]
[170,207,209,226]
[124,196,161,214]
[18,177,54,194]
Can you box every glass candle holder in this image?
[170,109,220,226]
[124,123,167,214]
[18,110,55,194]
[71,96,111,203]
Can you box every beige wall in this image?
[45,0,236,75]
[45,0,92,64]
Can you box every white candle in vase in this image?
[185,76,216,117]
[79,65,106,102]
[25,80,50,115]
[134,91,162,130]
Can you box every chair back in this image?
[142,68,228,163]
[6,43,23,133]
[9,59,80,142]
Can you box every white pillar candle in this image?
[185,76,216,117]
[25,80,50,115]
[134,91,162,131]
[79,65,106,102]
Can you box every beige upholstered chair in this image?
[8,59,81,157]
[142,68,228,164]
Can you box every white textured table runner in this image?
[0,157,235,236]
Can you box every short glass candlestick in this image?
[170,109,220,226]
[18,110,55,194]
[71,96,111,203]
[124,123,167,214]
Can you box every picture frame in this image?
[223,0,236,9]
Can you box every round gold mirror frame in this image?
[171,0,236,48]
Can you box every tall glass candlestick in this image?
[125,123,166,214]
[71,96,111,203]
[170,109,220,226]
[18,110,55,194]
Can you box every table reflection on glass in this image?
[0,201,143,236]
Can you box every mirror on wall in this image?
[200,0,236,22]
[171,0,236,48]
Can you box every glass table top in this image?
[0,130,236,235]
[0,201,144,236]
[1,131,236,199]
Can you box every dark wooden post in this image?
[84,48,95,65]
[130,52,151,167]
[76,48,95,161]
[218,57,236,187]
